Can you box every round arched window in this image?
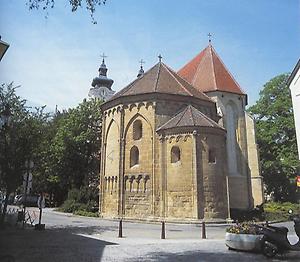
[171,146,181,163]
[133,120,143,140]
[130,146,139,167]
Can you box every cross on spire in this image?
[207,33,212,43]
[139,59,145,68]
[100,53,107,63]
[158,54,162,63]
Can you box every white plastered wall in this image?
[289,68,300,161]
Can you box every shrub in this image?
[264,201,300,221]
[74,210,99,217]
[58,186,99,217]
[58,199,86,213]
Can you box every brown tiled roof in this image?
[110,62,212,102]
[178,44,245,95]
[157,105,224,131]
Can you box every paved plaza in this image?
[1,208,300,261]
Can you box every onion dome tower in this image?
[88,54,115,101]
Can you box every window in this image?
[133,120,142,140]
[208,149,216,163]
[130,146,139,167]
[171,146,181,163]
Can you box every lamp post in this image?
[0,104,11,226]
[23,159,34,228]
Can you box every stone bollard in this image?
[118,219,123,238]
[161,221,166,239]
[202,221,206,239]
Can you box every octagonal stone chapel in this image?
[96,43,264,221]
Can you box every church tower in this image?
[88,55,115,101]
[178,43,264,209]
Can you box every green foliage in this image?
[264,201,300,221]
[226,222,260,235]
[33,98,102,204]
[0,83,49,193]
[74,210,99,217]
[27,0,107,23]
[248,74,299,202]
[1,84,102,219]
[0,83,49,225]
[59,186,98,214]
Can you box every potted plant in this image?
[225,222,263,251]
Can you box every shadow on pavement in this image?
[141,249,300,262]
[0,226,117,262]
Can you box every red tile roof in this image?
[178,44,245,95]
[110,62,212,102]
[157,105,224,131]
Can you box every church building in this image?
[98,43,263,221]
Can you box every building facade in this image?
[99,44,264,221]
[288,59,300,161]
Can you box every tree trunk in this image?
[0,190,10,227]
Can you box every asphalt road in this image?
[1,207,300,262]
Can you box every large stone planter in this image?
[225,232,263,251]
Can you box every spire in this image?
[207,33,212,44]
[178,44,245,95]
[137,59,145,77]
[91,53,114,90]
[99,53,108,77]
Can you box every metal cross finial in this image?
[158,54,162,63]
[208,33,212,43]
[139,59,145,68]
[100,53,107,62]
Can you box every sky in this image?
[0,0,299,111]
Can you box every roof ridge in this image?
[210,45,245,94]
[176,106,189,126]
[154,62,161,92]
[156,105,188,131]
[157,104,225,131]
[209,45,218,91]
[189,105,196,126]
[177,47,206,74]
[195,107,224,129]
[191,46,214,90]
[162,63,194,96]
[110,63,157,99]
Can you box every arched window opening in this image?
[208,149,216,164]
[171,146,181,163]
[130,146,139,167]
[133,120,143,140]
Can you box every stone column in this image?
[192,130,199,219]
[99,112,107,215]
[159,134,167,219]
[118,106,125,217]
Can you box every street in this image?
[0,208,300,261]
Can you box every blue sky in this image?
[0,0,299,110]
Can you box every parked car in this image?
[16,195,39,207]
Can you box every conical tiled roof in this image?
[110,62,212,102]
[178,44,245,95]
[157,105,224,131]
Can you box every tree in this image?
[248,74,299,202]
[33,98,102,205]
[0,83,49,225]
[27,0,107,23]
